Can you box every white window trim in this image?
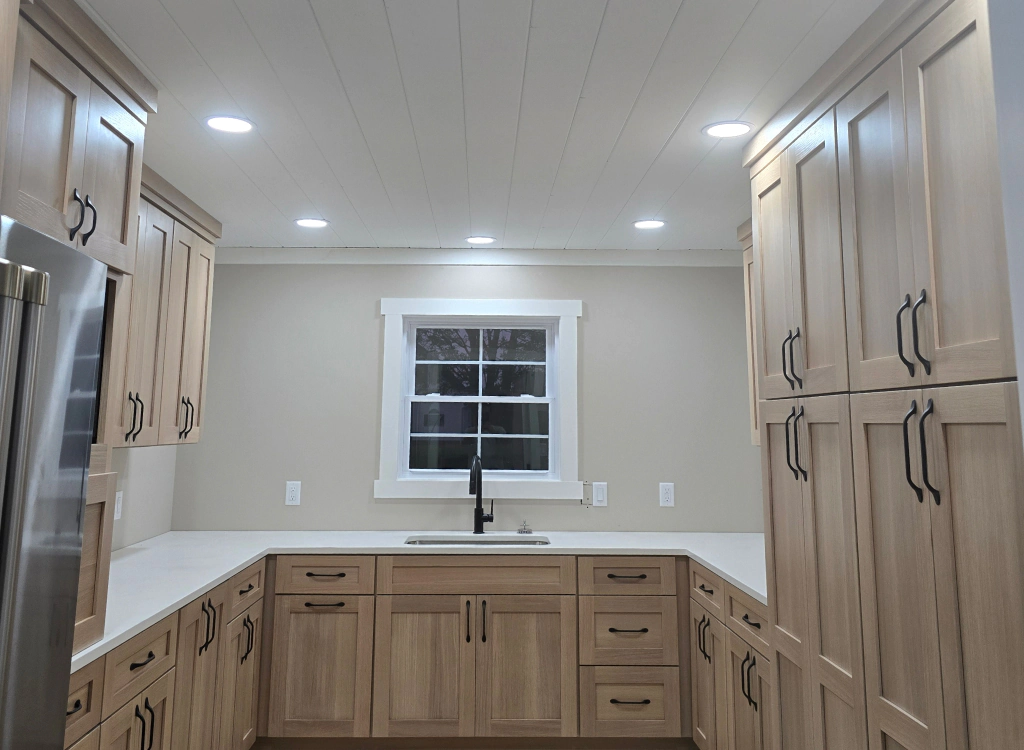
[374,299,583,500]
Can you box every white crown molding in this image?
[214,246,742,267]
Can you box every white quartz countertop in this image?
[71,530,766,673]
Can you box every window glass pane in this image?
[482,365,545,397]
[481,437,548,471]
[415,364,479,396]
[481,403,548,435]
[416,328,479,361]
[409,437,478,470]
[483,329,546,361]
[410,402,478,434]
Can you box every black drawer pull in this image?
[66,699,83,717]
[607,573,647,580]
[698,584,714,595]
[609,627,649,634]
[306,571,347,578]
[129,651,155,671]
[239,583,255,595]
[742,613,762,630]
[304,601,346,607]
[466,600,471,643]
[610,699,651,705]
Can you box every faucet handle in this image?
[518,521,533,535]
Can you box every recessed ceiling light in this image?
[634,220,665,229]
[703,121,752,138]
[466,236,495,244]
[295,218,328,228]
[206,116,254,133]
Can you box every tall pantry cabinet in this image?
[747,0,1022,748]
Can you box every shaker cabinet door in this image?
[690,599,728,750]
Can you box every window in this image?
[375,299,582,500]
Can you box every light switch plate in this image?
[592,482,608,506]
[285,481,301,506]
[114,491,123,520]
[659,483,674,507]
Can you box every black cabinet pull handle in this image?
[742,613,762,629]
[208,598,217,643]
[781,331,795,389]
[794,406,808,481]
[698,583,715,595]
[607,573,646,580]
[303,601,346,607]
[241,618,251,664]
[179,398,188,439]
[610,698,651,705]
[144,698,155,750]
[199,601,210,654]
[911,290,931,375]
[125,392,138,442]
[481,600,487,643]
[81,195,98,246]
[306,571,346,578]
[240,583,254,595]
[184,398,195,438]
[466,600,471,643]
[66,699,83,716]
[784,407,799,480]
[902,400,924,502]
[746,655,759,711]
[896,294,916,376]
[69,188,86,241]
[246,616,255,659]
[609,627,649,634]
[696,615,707,659]
[790,327,803,389]
[132,395,144,442]
[135,706,146,750]
[129,651,155,671]
[740,653,751,705]
[919,398,940,505]
[701,618,711,663]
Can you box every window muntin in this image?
[407,326,551,473]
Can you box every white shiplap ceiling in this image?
[81,0,884,251]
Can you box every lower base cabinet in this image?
[724,630,771,750]
[100,668,175,750]
[172,586,227,750]
[691,599,728,750]
[219,601,262,750]
[580,666,681,737]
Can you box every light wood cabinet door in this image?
[95,269,133,448]
[77,81,142,274]
[120,199,174,447]
[171,587,228,750]
[837,53,919,393]
[690,599,727,750]
[475,595,577,737]
[268,595,374,737]
[797,394,867,749]
[1,18,89,248]
[219,604,261,750]
[69,726,99,750]
[724,630,761,750]
[156,221,193,444]
[786,111,848,396]
[751,157,796,400]
[742,245,761,445]
[372,595,475,737]
[752,655,773,750]
[851,390,947,750]
[74,463,114,652]
[100,669,174,750]
[922,382,1024,749]
[902,0,1016,385]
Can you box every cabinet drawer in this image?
[275,555,375,595]
[66,657,104,748]
[102,613,177,718]
[578,557,676,595]
[580,596,679,666]
[377,555,576,594]
[725,582,769,653]
[227,558,266,620]
[689,561,725,619]
[580,666,681,737]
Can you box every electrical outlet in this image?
[592,482,608,506]
[659,483,674,507]
[285,481,301,506]
[114,491,123,520]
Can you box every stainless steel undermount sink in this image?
[404,533,550,546]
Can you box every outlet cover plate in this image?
[114,491,123,520]
[592,482,608,506]
[286,481,301,506]
[659,483,674,507]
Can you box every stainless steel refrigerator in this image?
[0,216,107,748]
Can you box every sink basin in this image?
[404,534,550,546]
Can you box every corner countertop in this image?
[71,530,766,673]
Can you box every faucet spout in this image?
[469,455,493,534]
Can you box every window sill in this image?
[373,479,584,501]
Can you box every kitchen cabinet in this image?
[69,727,99,750]
[67,658,105,749]
[268,594,374,737]
[74,445,115,653]
[580,666,681,737]
[578,556,675,596]
[690,598,727,750]
[219,602,262,750]
[724,630,768,750]
[172,585,228,750]
[740,220,760,445]
[579,595,678,666]
[99,668,174,750]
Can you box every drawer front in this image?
[578,557,676,596]
[66,657,104,748]
[580,596,679,666]
[689,561,725,619]
[228,558,266,620]
[102,613,178,718]
[275,555,375,595]
[725,582,769,653]
[377,555,576,594]
[580,666,681,737]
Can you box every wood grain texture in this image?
[689,599,727,750]
[0,0,19,202]
[723,629,760,750]
[742,245,761,445]
[172,585,229,750]
[578,557,675,596]
[227,559,267,622]
[66,657,105,748]
[102,612,178,719]
[99,667,175,750]
[256,557,277,738]
[74,465,115,652]
[579,596,678,667]
[580,666,681,738]
[724,584,769,656]
[378,556,576,595]
[219,601,263,750]
[95,271,132,447]
[178,234,214,443]
[688,563,725,622]
[155,220,194,445]
[68,726,99,750]
[141,164,222,241]
[275,556,375,595]
[675,559,692,740]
